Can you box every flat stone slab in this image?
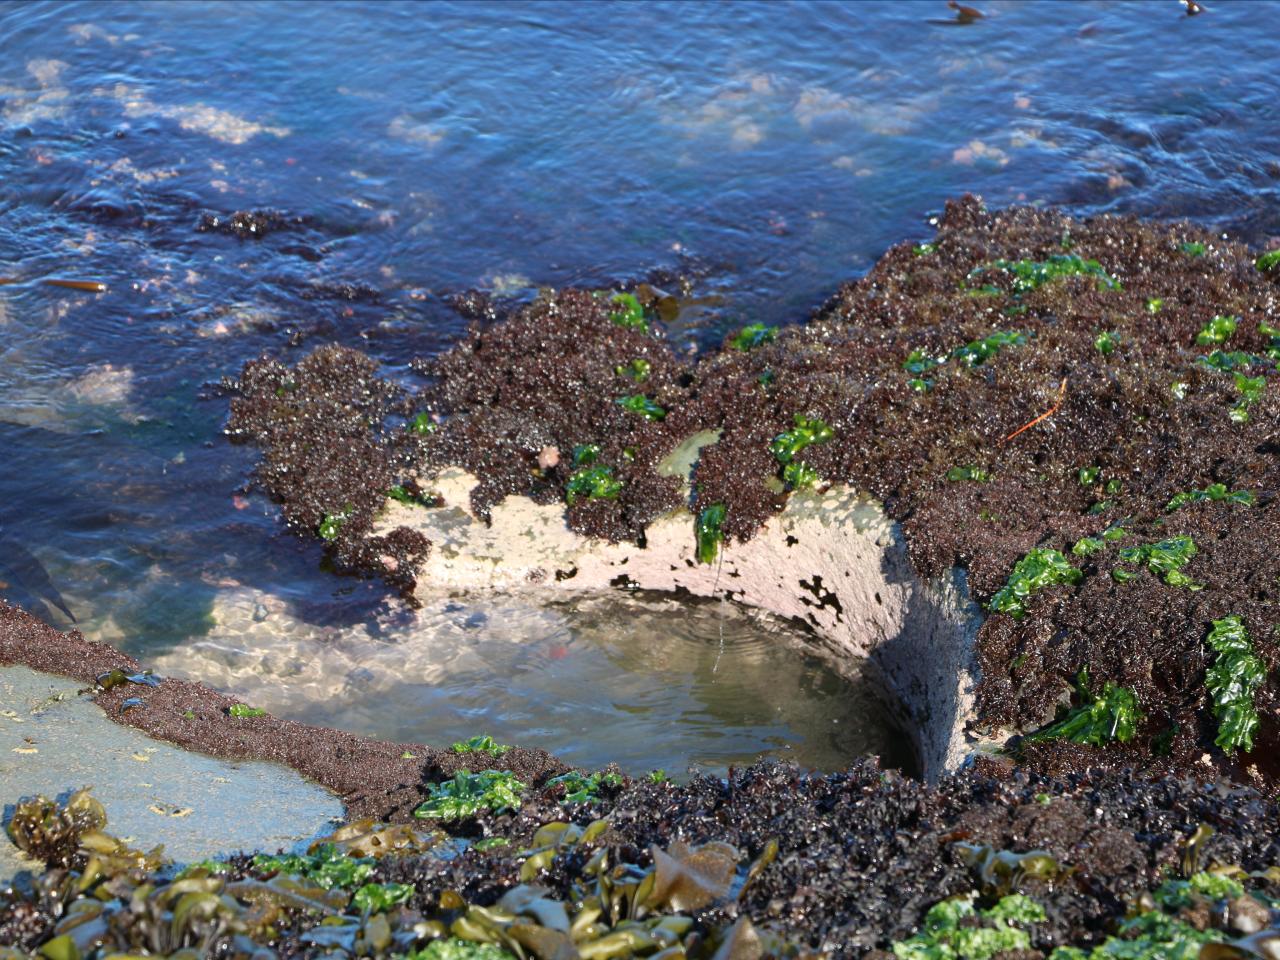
[0,665,342,883]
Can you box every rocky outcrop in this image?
[226,195,1280,791]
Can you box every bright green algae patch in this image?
[572,443,601,466]
[1230,370,1266,422]
[1195,314,1238,346]
[904,330,1028,391]
[608,291,647,331]
[616,394,666,421]
[1195,349,1264,372]
[565,465,623,504]
[967,254,1122,294]
[404,940,516,960]
[728,323,778,351]
[1049,913,1221,960]
[546,769,623,804]
[1191,339,1269,421]
[1114,535,1200,589]
[615,357,651,382]
[1022,679,1143,747]
[1166,483,1254,511]
[1153,871,1245,910]
[951,330,1029,367]
[318,506,351,541]
[988,548,1082,620]
[352,880,415,913]
[782,460,820,490]
[890,893,1045,960]
[451,734,512,757]
[769,413,833,492]
[769,414,833,464]
[1071,520,1128,557]
[1071,538,1104,557]
[1203,615,1267,754]
[1048,870,1259,960]
[695,503,726,565]
[414,770,525,820]
[389,484,438,508]
[893,867,1264,960]
[946,465,989,483]
[252,843,375,891]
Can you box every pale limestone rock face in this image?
[380,456,992,779]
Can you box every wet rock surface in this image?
[196,209,308,240]
[0,665,342,884]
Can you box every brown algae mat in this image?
[6,197,1280,957]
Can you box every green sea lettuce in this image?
[1203,615,1267,753]
[988,548,1082,619]
[1115,536,1200,589]
[414,770,525,820]
[969,254,1121,293]
[728,323,777,351]
[566,465,623,505]
[616,394,666,420]
[891,893,1044,960]
[770,414,833,464]
[1023,680,1143,747]
[608,292,647,331]
[696,504,727,565]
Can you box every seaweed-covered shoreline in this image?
[7,196,1280,957]
[225,196,1279,791]
[4,595,1280,958]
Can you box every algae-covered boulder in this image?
[226,197,1279,791]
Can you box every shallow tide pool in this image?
[118,589,913,777]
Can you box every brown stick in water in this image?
[42,279,108,293]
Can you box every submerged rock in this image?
[197,208,306,239]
